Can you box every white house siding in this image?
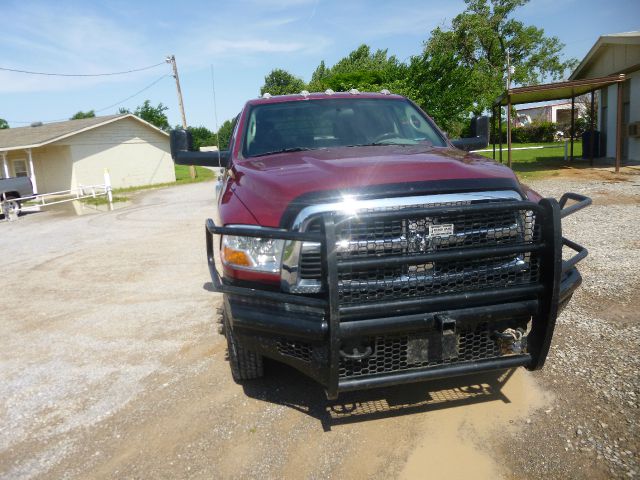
[60,117,174,189]
[575,37,640,162]
[605,83,618,159]
[585,43,640,79]
[3,147,72,193]
[31,145,73,193]
[600,71,639,161]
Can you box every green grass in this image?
[81,195,129,206]
[478,141,584,180]
[113,165,215,195]
[174,165,216,183]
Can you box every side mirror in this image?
[451,136,488,152]
[169,129,230,168]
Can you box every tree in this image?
[330,44,400,76]
[308,61,330,91]
[118,107,131,114]
[70,110,95,120]
[260,69,306,96]
[0,118,8,129]
[576,94,598,130]
[134,100,169,131]
[187,126,217,150]
[216,119,235,150]
[402,49,477,136]
[425,0,577,114]
[308,45,403,92]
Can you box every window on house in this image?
[13,159,28,177]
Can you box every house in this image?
[515,101,582,127]
[0,114,175,194]
[570,31,640,161]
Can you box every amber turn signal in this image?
[222,246,252,267]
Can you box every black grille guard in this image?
[205,192,591,399]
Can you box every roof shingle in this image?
[0,114,129,150]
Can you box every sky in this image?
[1,0,639,131]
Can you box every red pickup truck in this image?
[170,91,590,399]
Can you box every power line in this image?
[0,61,165,77]
[95,74,171,113]
[5,74,171,124]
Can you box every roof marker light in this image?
[325,89,335,95]
[349,88,360,95]
[380,89,391,95]
[262,92,272,99]
[300,90,310,97]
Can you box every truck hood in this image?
[230,145,522,228]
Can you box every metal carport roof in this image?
[493,74,626,106]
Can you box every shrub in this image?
[494,121,558,143]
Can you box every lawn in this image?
[174,165,216,183]
[80,165,216,205]
[113,165,215,195]
[477,141,585,180]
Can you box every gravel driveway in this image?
[0,176,638,479]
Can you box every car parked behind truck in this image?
[169,90,590,399]
[0,176,33,218]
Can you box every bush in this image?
[494,121,557,143]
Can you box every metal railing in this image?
[1,172,114,221]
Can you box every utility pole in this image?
[166,54,196,179]
[506,50,512,90]
[506,49,514,169]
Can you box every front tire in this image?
[1,196,21,219]
[223,311,264,381]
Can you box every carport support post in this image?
[1,152,8,179]
[498,106,503,163]
[570,96,575,163]
[589,90,595,167]
[507,95,512,169]
[615,80,623,173]
[26,148,38,194]
[491,106,496,160]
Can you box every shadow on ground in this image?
[241,360,517,431]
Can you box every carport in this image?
[491,74,627,172]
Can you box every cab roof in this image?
[245,91,407,107]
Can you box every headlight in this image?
[221,235,285,273]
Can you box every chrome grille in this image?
[282,191,530,295]
[336,208,539,306]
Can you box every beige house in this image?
[570,31,640,161]
[0,114,175,194]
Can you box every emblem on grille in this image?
[429,223,454,237]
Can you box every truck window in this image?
[243,98,446,157]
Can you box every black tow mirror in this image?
[169,129,230,168]
[451,136,488,152]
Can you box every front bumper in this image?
[207,193,590,399]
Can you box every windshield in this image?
[242,97,446,158]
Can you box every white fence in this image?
[471,140,572,160]
[1,171,113,221]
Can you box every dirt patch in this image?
[400,369,550,479]
[590,191,640,206]
[549,165,640,182]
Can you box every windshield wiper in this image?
[346,142,409,147]
[252,147,312,157]
[347,140,434,148]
